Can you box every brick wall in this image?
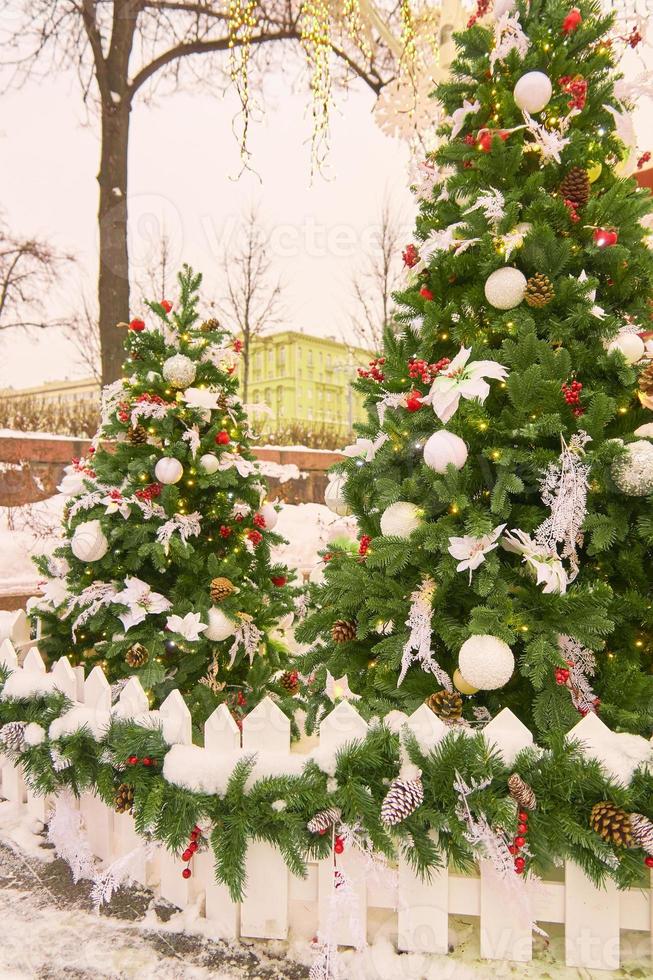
[0,435,343,507]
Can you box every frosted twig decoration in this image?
[67,490,106,522]
[522,111,570,163]
[95,379,127,444]
[464,187,506,226]
[558,634,599,715]
[65,581,118,640]
[490,12,530,71]
[398,577,452,689]
[453,771,515,879]
[130,400,170,428]
[228,618,264,666]
[48,793,97,882]
[182,424,201,458]
[535,432,590,581]
[91,843,155,910]
[156,512,202,555]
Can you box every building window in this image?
[264,387,272,406]
[278,346,286,372]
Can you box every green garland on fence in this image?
[1,664,651,902]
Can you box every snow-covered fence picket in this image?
[1,643,651,972]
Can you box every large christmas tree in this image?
[299,0,653,739]
[32,267,296,727]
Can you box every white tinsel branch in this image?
[398,577,452,689]
[535,432,590,581]
[156,512,202,555]
[48,793,97,882]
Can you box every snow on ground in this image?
[0,495,357,598]
[0,802,650,980]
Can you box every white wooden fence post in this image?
[397,704,449,955]
[202,704,241,940]
[240,696,291,941]
[317,700,368,948]
[111,676,151,887]
[1,646,47,805]
[158,689,195,909]
[79,665,114,863]
[0,640,25,804]
[564,861,620,970]
[25,656,77,825]
[480,708,534,963]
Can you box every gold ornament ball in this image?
[453,668,479,695]
[587,161,602,184]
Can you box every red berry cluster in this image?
[645,855,653,868]
[358,534,372,556]
[564,198,580,223]
[561,7,582,33]
[181,825,202,879]
[135,482,162,502]
[129,318,145,332]
[638,151,651,169]
[559,75,587,111]
[219,525,231,538]
[334,835,345,855]
[271,574,287,586]
[626,27,643,47]
[477,129,509,153]
[419,286,434,301]
[137,393,167,405]
[215,430,230,445]
[402,244,420,268]
[408,356,451,384]
[561,379,585,416]
[555,665,571,685]
[233,338,244,353]
[247,529,263,546]
[71,456,96,479]
[161,300,173,314]
[253,513,267,529]
[508,810,530,874]
[127,754,157,767]
[466,0,489,27]
[358,357,386,382]
[463,133,476,146]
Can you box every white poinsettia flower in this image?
[342,436,388,462]
[114,577,172,631]
[502,529,568,594]
[448,524,507,583]
[423,346,509,424]
[183,387,221,413]
[450,98,481,139]
[166,611,208,642]
[30,577,69,612]
[325,670,361,703]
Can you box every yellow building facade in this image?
[243,331,372,435]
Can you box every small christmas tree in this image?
[32,267,296,726]
[299,0,653,739]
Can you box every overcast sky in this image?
[2,33,652,390]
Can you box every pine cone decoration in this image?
[114,783,135,814]
[307,807,342,834]
[525,274,555,308]
[200,317,220,333]
[280,670,299,695]
[125,643,149,668]
[507,773,537,811]
[560,167,590,207]
[331,620,357,643]
[210,577,235,602]
[630,812,653,856]
[426,690,463,722]
[127,424,148,445]
[639,362,653,396]
[0,721,26,753]
[589,801,633,847]
[381,775,424,826]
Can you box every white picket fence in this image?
[0,638,651,973]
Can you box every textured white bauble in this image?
[513,71,553,114]
[453,668,479,695]
[607,331,645,365]
[493,0,515,15]
[423,430,468,474]
[484,267,527,310]
[200,453,219,474]
[162,353,196,388]
[634,423,653,438]
[324,476,352,517]
[611,440,653,496]
[71,520,109,562]
[380,501,422,539]
[458,634,515,690]
[154,457,184,485]
[257,502,279,530]
[204,607,237,641]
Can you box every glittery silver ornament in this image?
[611,440,653,496]
[162,354,196,388]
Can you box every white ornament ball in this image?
[154,457,184,485]
[611,440,653,496]
[200,453,220,474]
[484,267,527,310]
[24,722,46,747]
[325,476,352,517]
[458,634,515,691]
[513,71,553,114]
[607,331,645,365]
[71,520,109,563]
[204,607,237,641]
[423,430,468,474]
[257,502,279,530]
[162,353,196,388]
[380,501,422,539]
[493,0,515,15]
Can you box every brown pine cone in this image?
[425,690,463,721]
[125,643,148,668]
[560,167,590,207]
[507,773,537,811]
[127,424,148,445]
[200,318,220,333]
[115,783,135,814]
[638,362,653,396]
[210,577,235,602]
[280,670,299,695]
[331,620,357,643]
[525,274,555,308]
[589,801,633,847]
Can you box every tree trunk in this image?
[98,100,131,386]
